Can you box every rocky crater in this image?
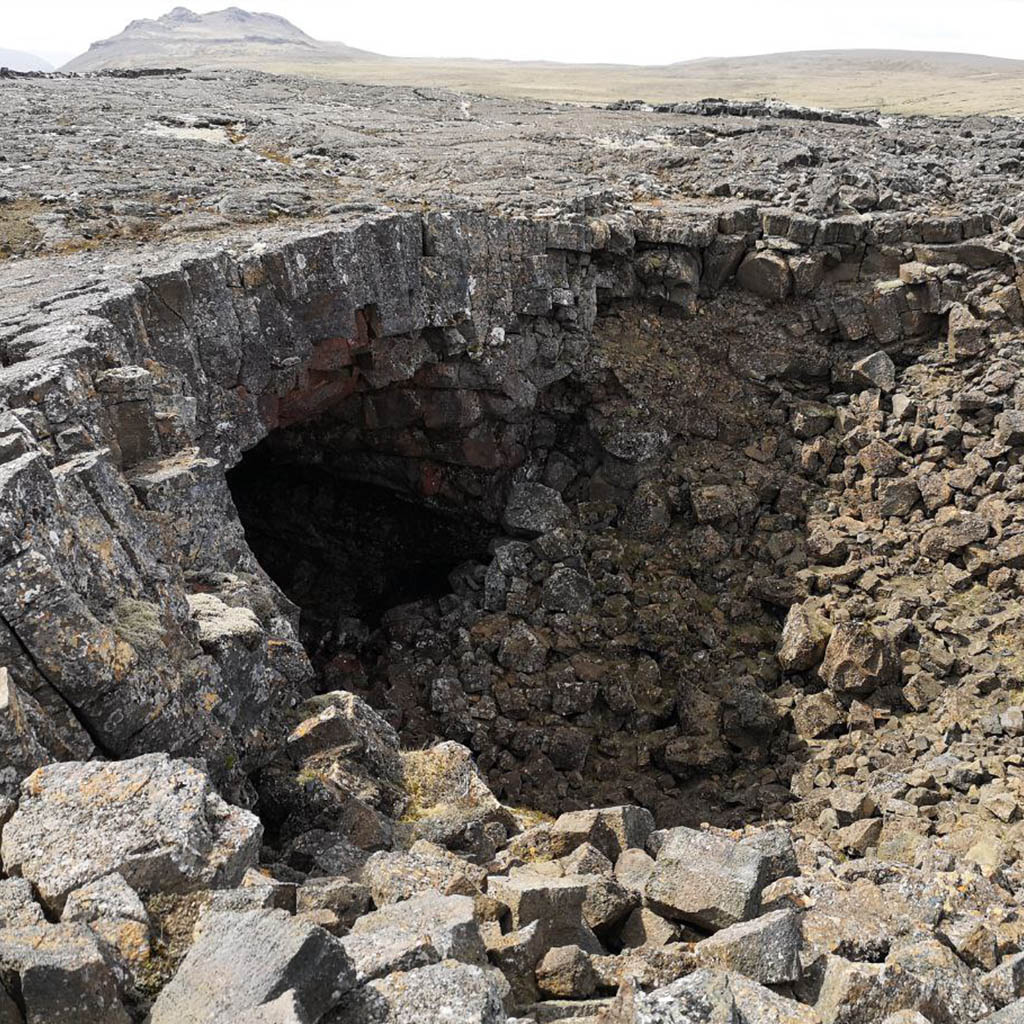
[0,70,1023,1024]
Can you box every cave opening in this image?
[226,430,498,680]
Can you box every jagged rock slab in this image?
[1,753,260,911]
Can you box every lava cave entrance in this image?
[226,434,496,667]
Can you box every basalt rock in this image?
[2,71,1024,1024]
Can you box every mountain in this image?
[0,48,55,72]
[61,7,374,71]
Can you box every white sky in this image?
[6,0,1024,68]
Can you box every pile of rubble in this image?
[2,709,1022,1023]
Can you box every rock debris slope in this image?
[0,69,1023,1023]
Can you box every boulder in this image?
[339,927,440,984]
[0,877,44,927]
[694,908,803,984]
[852,351,897,392]
[329,962,507,1024]
[149,908,355,1024]
[614,848,656,896]
[620,907,680,949]
[362,842,487,905]
[947,302,987,359]
[548,805,656,861]
[737,250,793,301]
[0,921,131,1024]
[62,872,151,972]
[501,482,570,535]
[535,945,598,998]
[634,968,819,1023]
[819,623,899,695]
[778,603,832,672]
[645,827,767,929]
[487,873,601,951]
[348,893,487,965]
[1,753,261,912]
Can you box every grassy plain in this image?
[239,49,1024,116]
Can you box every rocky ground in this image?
[1,69,1024,1023]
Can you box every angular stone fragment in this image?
[578,873,637,933]
[614,848,656,895]
[738,828,798,885]
[778,603,832,671]
[857,438,902,476]
[0,921,131,1024]
[635,968,818,1024]
[995,410,1024,447]
[339,927,440,984]
[620,906,679,949]
[877,478,920,517]
[349,893,487,965]
[852,351,897,392]
[791,401,836,440]
[149,908,355,1024]
[0,877,44,928]
[979,999,1024,1023]
[1,753,261,912]
[401,741,503,819]
[792,691,844,739]
[536,945,598,998]
[362,843,486,904]
[887,938,995,1024]
[289,691,403,782]
[561,841,613,876]
[234,991,307,1024]
[982,952,1024,1008]
[695,908,802,984]
[819,622,899,695]
[816,955,925,1024]
[62,872,151,971]
[835,817,883,856]
[0,667,80,799]
[501,482,570,535]
[329,962,507,1024]
[645,826,766,929]
[549,805,656,861]
[294,876,370,931]
[487,873,600,951]
[486,919,547,1005]
[948,302,988,359]
[737,250,793,301]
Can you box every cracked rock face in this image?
[2,70,1024,1023]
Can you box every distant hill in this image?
[0,48,55,72]
[61,6,375,72]
[670,48,1024,74]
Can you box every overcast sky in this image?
[7,0,1024,68]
